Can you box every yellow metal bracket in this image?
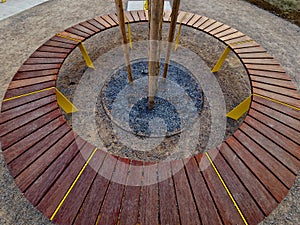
[175,12,189,51]
[226,95,252,120]
[125,16,133,49]
[212,40,253,73]
[211,46,231,73]
[78,42,95,69]
[56,33,95,69]
[3,87,78,114]
[144,0,149,10]
[56,88,78,114]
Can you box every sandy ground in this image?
[0,0,299,224]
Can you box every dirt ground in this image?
[246,0,300,26]
[0,0,299,224]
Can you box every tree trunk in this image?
[148,0,164,109]
[115,0,133,83]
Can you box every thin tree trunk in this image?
[163,0,180,79]
[115,0,133,83]
[148,0,164,109]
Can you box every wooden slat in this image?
[9,76,56,89]
[24,136,85,206]
[185,157,223,225]
[215,28,238,38]
[187,14,201,26]
[198,19,216,30]
[245,64,286,73]
[65,27,90,38]
[252,81,300,99]
[130,11,140,22]
[30,51,68,59]
[96,158,130,225]
[53,150,106,225]
[234,129,296,188]
[13,69,59,80]
[0,108,61,150]
[137,10,147,21]
[56,31,85,42]
[73,153,116,225]
[225,36,253,45]
[37,46,71,54]
[253,95,300,119]
[227,135,288,202]
[235,47,267,54]
[119,160,143,225]
[220,31,245,41]
[158,161,180,225]
[18,64,61,72]
[204,21,223,33]
[15,130,77,191]
[250,76,296,89]
[239,123,300,174]
[108,13,119,25]
[253,87,300,109]
[86,19,105,31]
[193,16,209,28]
[94,16,112,28]
[201,153,245,225]
[251,101,300,131]
[3,116,66,164]
[24,57,65,65]
[43,40,76,49]
[140,163,159,225]
[248,69,292,81]
[8,124,70,177]
[219,143,278,216]
[0,102,57,136]
[102,15,118,26]
[163,10,171,22]
[1,88,55,111]
[245,115,300,160]
[211,148,265,224]
[249,109,300,144]
[0,94,56,124]
[241,58,280,65]
[37,142,95,217]
[4,81,56,99]
[171,160,200,225]
[80,21,101,33]
[72,24,96,36]
[230,41,259,49]
[209,24,230,35]
[124,11,134,23]
[179,12,194,25]
[50,36,79,45]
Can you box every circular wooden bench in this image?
[1,11,299,225]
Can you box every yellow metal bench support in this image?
[56,88,78,114]
[226,95,252,120]
[78,42,95,69]
[175,12,188,51]
[211,46,231,73]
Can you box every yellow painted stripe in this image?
[253,93,300,111]
[3,87,55,102]
[56,33,82,43]
[205,152,248,225]
[229,39,253,46]
[50,147,98,221]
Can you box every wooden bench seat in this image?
[1,11,299,225]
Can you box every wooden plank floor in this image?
[0,11,299,225]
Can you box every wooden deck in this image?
[0,11,300,225]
